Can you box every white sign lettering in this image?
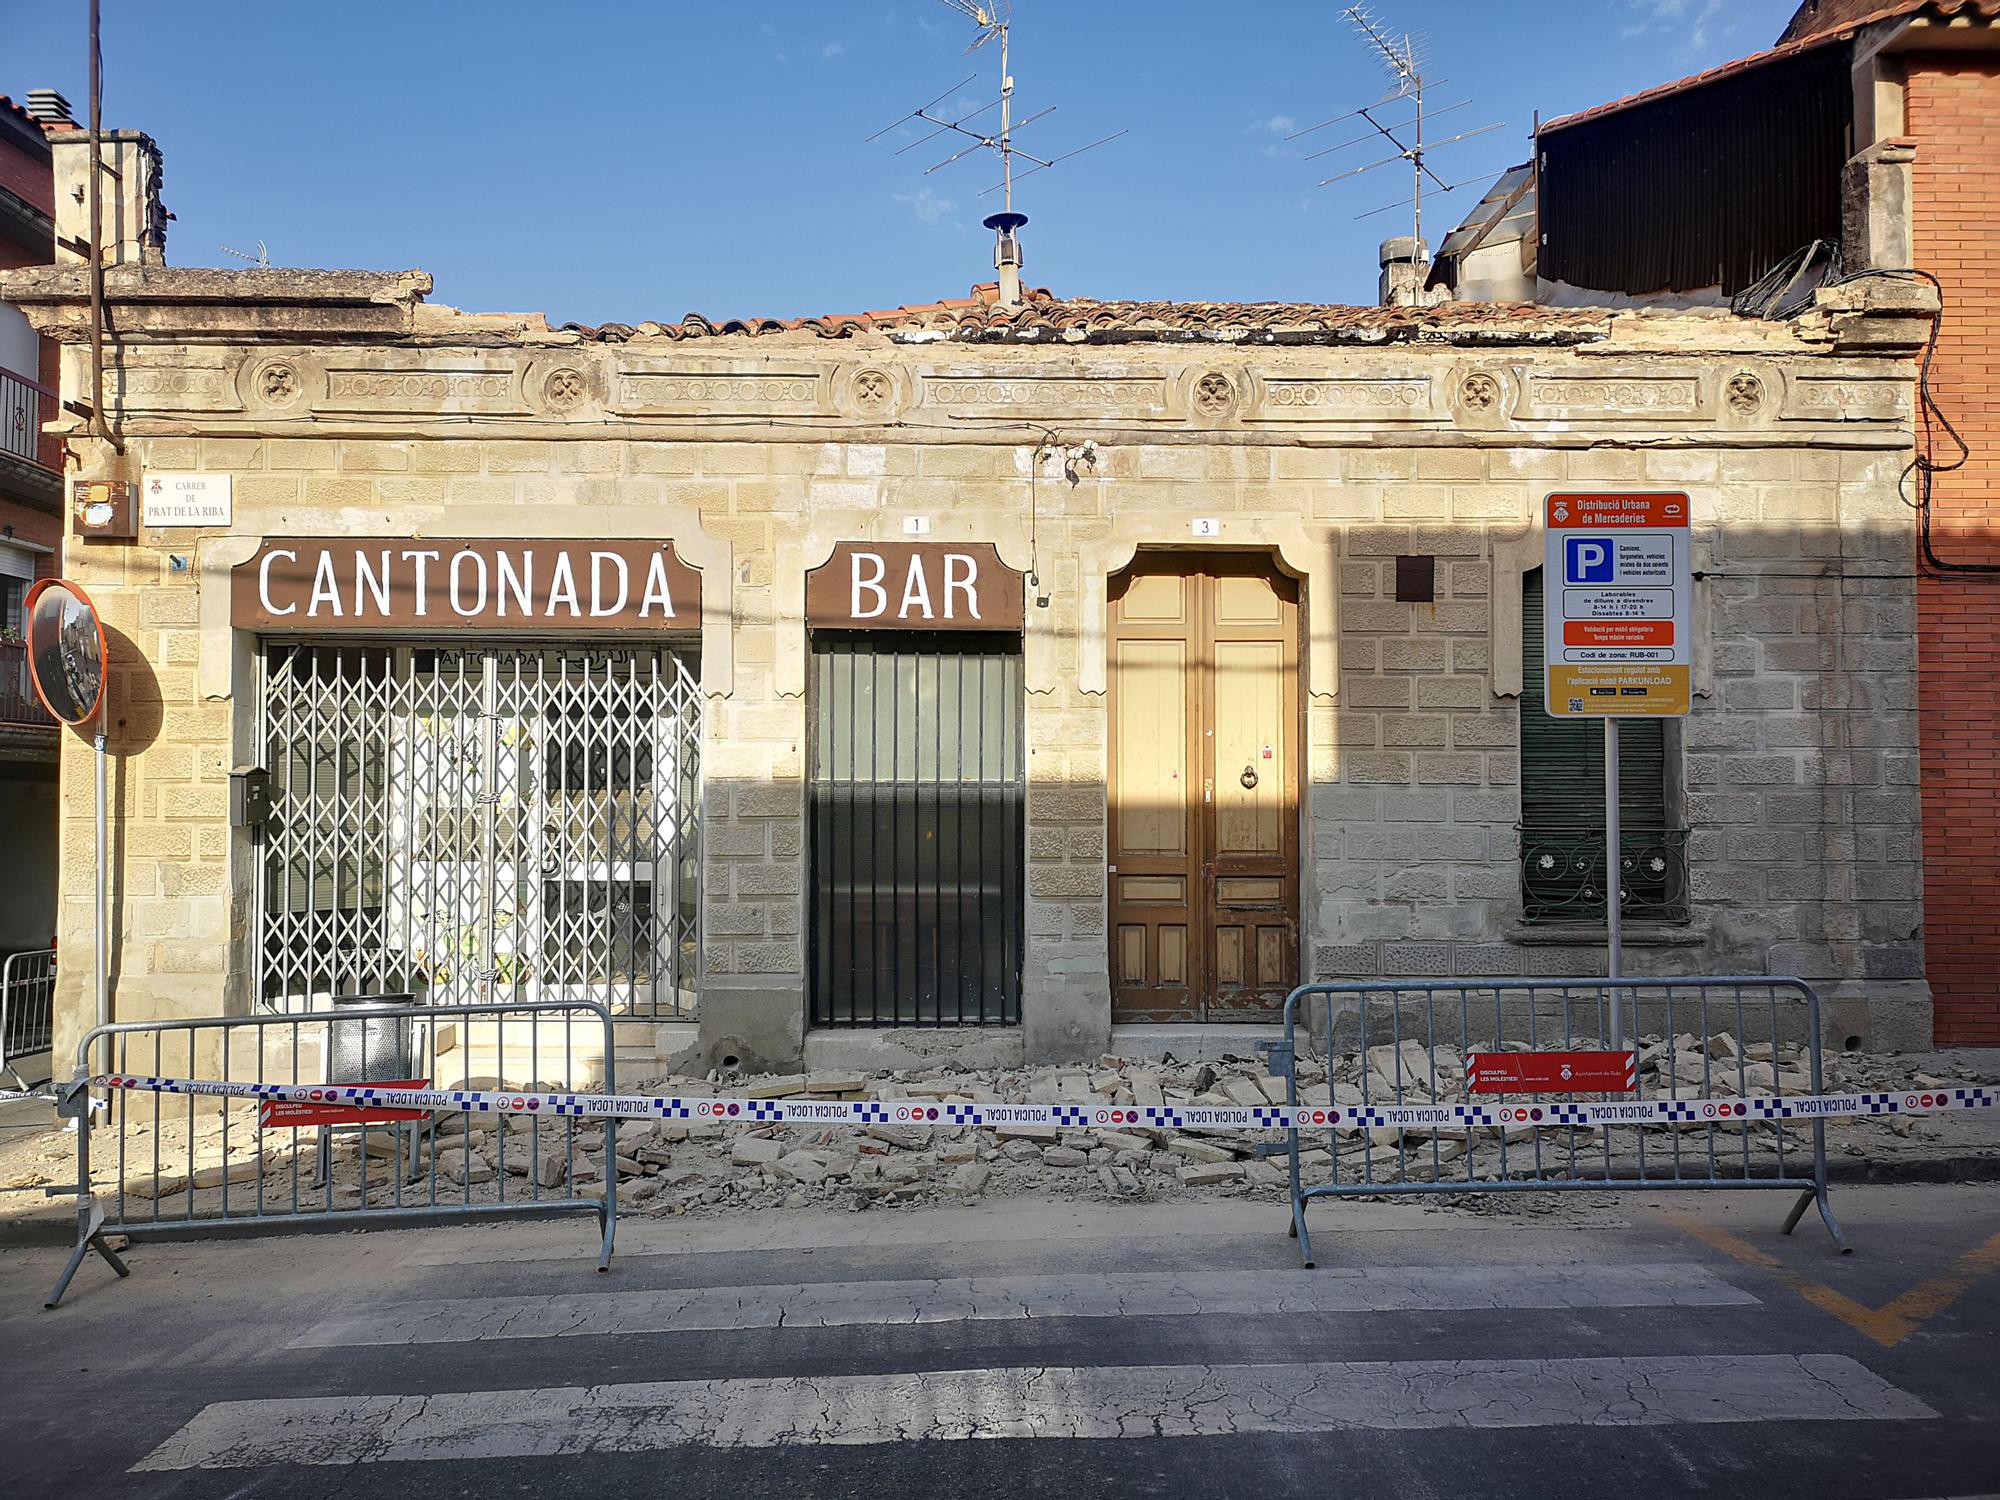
[234,540,699,630]
[258,548,298,617]
[851,551,889,619]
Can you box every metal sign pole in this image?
[94,677,110,1064]
[1605,716,1623,1050]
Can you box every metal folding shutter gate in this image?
[810,632,1024,1027]
[255,643,702,1016]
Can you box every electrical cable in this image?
[1814,266,1987,575]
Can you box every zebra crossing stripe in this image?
[292,1264,1759,1348]
[130,1354,1935,1468]
[87,1074,1999,1132]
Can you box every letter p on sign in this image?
[1566,537,1613,584]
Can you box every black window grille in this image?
[809,632,1024,1026]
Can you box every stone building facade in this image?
[1,238,1939,1071]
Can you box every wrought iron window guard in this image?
[1517,825,1690,926]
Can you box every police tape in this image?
[88,1073,1999,1132]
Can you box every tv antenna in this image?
[1285,6,1505,262]
[866,0,1127,304]
[220,240,270,268]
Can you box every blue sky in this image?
[8,1,1799,324]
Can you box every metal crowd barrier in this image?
[1,948,56,1094]
[1279,976,1846,1269]
[45,997,618,1308]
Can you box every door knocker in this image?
[1240,764,1259,790]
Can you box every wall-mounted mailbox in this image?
[230,765,272,829]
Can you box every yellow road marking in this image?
[1667,1213,2000,1347]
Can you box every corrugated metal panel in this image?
[1539,42,1852,296]
[1435,164,1535,262]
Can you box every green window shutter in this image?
[1520,568,1682,922]
[1521,569,1668,828]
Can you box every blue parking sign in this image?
[1565,536,1614,584]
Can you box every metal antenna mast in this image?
[867,0,1126,305]
[1285,5,1505,283]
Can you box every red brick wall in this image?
[0,124,54,217]
[0,496,60,557]
[1907,55,2000,1045]
[0,105,62,480]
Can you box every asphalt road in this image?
[1,1185,1995,1498]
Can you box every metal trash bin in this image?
[316,992,428,1185]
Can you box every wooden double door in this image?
[1108,553,1301,1022]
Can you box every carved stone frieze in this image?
[1780,376,1907,422]
[124,361,244,414]
[1517,372,1704,421]
[614,366,830,416]
[1253,375,1435,422]
[920,374,1172,419]
[318,364,525,415]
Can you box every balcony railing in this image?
[1,641,56,729]
[1517,825,1690,926]
[1,365,57,471]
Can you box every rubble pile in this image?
[611,1059,1300,1215]
[0,1039,1990,1224]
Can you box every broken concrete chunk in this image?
[1095,1130,1150,1156]
[946,1162,991,1198]
[1179,1163,1245,1187]
[730,1136,786,1167]
[805,1075,868,1096]
[439,1152,493,1184]
[773,1151,832,1185]
[994,1123,1059,1143]
[1220,1077,1269,1108]
[864,1123,932,1151]
[1166,1136,1235,1164]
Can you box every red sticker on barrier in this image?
[259,1080,432,1129]
[1466,1051,1636,1094]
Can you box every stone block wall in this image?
[6,268,1934,1063]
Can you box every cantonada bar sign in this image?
[232,539,700,630]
